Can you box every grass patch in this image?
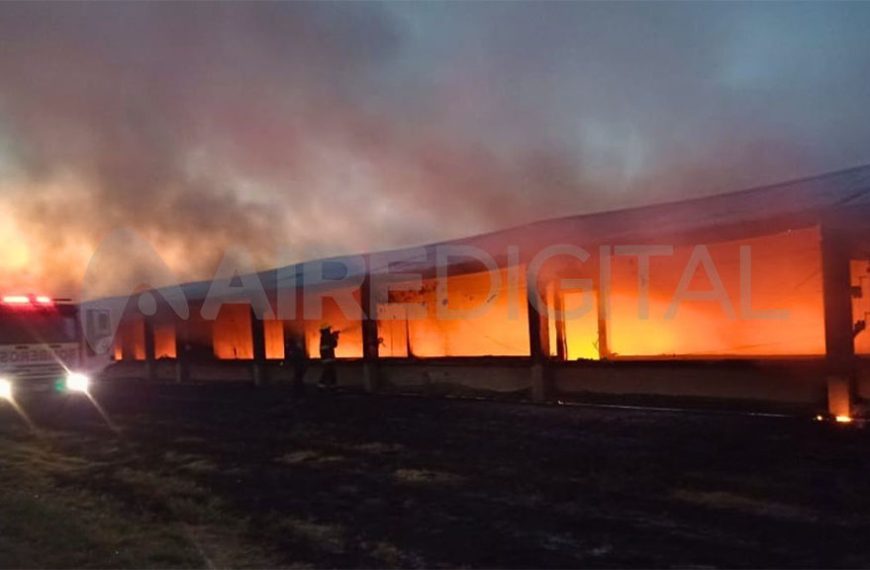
[393,468,464,486]
[0,426,280,568]
[275,450,346,466]
[5,387,870,568]
[0,435,202,568]
[672,489,817,522]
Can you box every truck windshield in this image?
[0,309,78,344]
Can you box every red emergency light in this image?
[2,294,55,307]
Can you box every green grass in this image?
[0,424,279,569]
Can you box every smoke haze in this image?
[0,2,868,297]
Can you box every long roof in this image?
[438,161,870,256]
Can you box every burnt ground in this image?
[2,383,870,569]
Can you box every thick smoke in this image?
[0,2,868,298]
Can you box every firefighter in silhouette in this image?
[283,333,308,395]
[318,325,340,388]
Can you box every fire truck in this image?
[0,294,102,399]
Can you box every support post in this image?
[597,249,612,360]
[527,275,551,401]
[554,290,568,361]
[251,307,267,386]
[174,319,189,384]
[596,288,610,359]
[361,274,380,392]
[143,317,156,382]
[821,225,855,418]
[120,320,136,361]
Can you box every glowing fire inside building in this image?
[92,165,870,419]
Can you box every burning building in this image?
[93,164,870,418]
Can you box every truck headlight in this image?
[65,372,91,393]
[0,378,12,400]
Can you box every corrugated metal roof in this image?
[446,162,870,253]
[352,162,870,280]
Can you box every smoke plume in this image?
[0,2,868,298]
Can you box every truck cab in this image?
[0,295,86,394]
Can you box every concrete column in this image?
[527,275,551,401]
[250,307,267,386]
[174,319,189,384]
[596,288,610,359]
[527,284,550,360]
[143,317,156,382]
[821,225,855,417]
[361,275,380,392]
[120,320,137,361]
[530,363,548,402]
[553,290,568,361]
[598,250,612,360]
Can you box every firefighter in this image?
[318,325,340,388]
[284,334,308,395]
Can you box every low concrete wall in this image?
[552,359,829,405]
[101,359,366,386]
[102,356,870,411]
[378,358,531,394]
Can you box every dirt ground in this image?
[2,383,870,569]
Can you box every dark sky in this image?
[0,2,869,296]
